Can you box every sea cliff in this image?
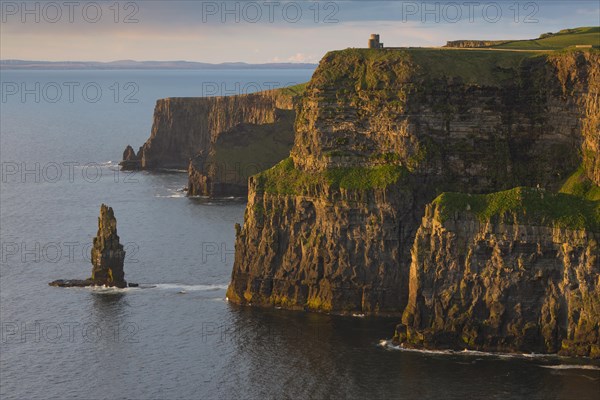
[396,188,599,358]
[227,47,600,328]
[121,86,305,196]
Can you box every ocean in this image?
[1,69,598,400]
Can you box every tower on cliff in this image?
[368,34,384,49]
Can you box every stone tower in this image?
[368,34,383,49]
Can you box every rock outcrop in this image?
[444,40,508,48]
[90,204,127,287]
[120,145,142,170]
[396,188,599,358]
[228,48,599,317]
[120,86,305,197]
[50,204,131,288]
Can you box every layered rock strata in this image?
[121,86,304,196]
[228,49,599,317]
[396,188,599,358]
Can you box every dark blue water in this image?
[1,70,599,400]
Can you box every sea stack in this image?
[90,204,127,288]
[50,204,130,288]
[119,145,142,170]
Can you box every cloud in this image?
[271,53,319,63]
[0,1,597,63]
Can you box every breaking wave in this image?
[379,340,600,372]
[153,283,229,292]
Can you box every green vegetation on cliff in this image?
[211,110,296,180]
[310,48,414,90]
[433,187,600,231]
[410,49,537,85]
[312,47,539,88]
[312,46,598,91]
[279,82,308,97]
[491,27,599,50]
[312,27,598,90]
[560,165,600,201]
[254,157,406,194]
[186,82,308,196]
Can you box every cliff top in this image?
[313,27,598,87]
[432,187,600,231]
[490,26,599,50]
[155,83,307,103]
[444,26,599,50]
[315,45,598,87]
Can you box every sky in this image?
[1,1,599,63]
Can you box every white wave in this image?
[155,193,186,198]
[210,297,226,302]
[379,340,455,355]
[352,313,365,318]
[86,285,135,293]
[153,283,229,292]
[541,365,600,371]
[379,340,563,360]
[161,168,188,173]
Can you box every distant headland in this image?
[0,59,318,70]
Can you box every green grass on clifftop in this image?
[409,49,535,86]
[254,158,407,194]
[313,27,598,89]
[491,27,599,50]
[316,47,541,88]
[279,82,308,97]
[559,165,600,201]
[433,187,600,231]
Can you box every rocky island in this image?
[50,204,133,288]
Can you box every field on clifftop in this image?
[491,26,599,49]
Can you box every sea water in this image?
[1,69,598,400]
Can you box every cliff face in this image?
[542,52,600,187]
[187,106,296,197]
[229,172,412,313]
[228,49,599,316]
[141,90,294,169]
[122,87,303,196]
[397,189,599,358]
